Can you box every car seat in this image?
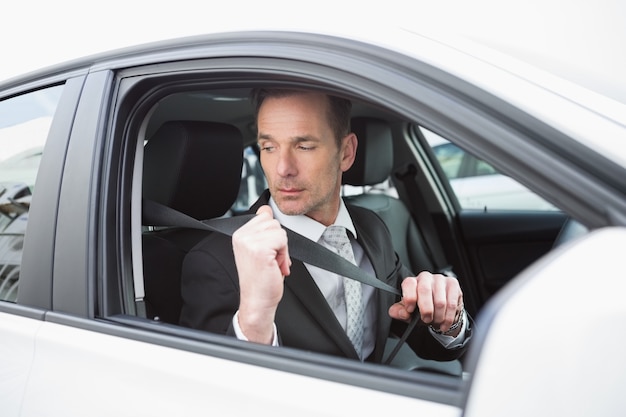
[343,117,436,274]
[142,120,243,323]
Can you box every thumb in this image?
[388,301,412,322]
[256,205,274,217]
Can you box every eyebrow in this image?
[257,133,320,143]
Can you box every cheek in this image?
[314,162,343,192]
[310,158,337,180]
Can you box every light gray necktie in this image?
[322,225,364,360]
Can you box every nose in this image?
[276,148,297,178]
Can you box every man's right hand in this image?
[232,205,291,344]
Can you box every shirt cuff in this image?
[232,310,279,346]
[429,309,469,348]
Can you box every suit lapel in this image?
[252,191,358,357]
[281,261,359,359]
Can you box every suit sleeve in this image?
[389,266,473,361]
[353,205,473,361]
[179,233,240,336]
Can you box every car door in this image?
[410,126,569,315]
[5,35,472,417]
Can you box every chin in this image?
[275,199,308,216]
[277,205,306,216]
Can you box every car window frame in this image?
[101,58,489,403]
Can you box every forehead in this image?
[257,92,332,137]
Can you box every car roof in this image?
[3,0,623,100]
[2,2,625,167]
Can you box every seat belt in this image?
[394,163,455,277]
[142,198,419,365]
[143,199,400,295]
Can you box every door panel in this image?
[0,310,42,417]
[18,318,462,417]
[457,210,567,304]
[418,126,569,311]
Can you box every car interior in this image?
[136,84,582,373]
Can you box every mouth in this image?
[277,188,303,197]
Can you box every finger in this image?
[415,272,435,323]
[431,275,448,325]
[438,277,464,332]
[400,277,418,314]
[233,206,272,241]
[256,204,274,218]
[248,205,277,230]
[249,206,291,275]
[276,229,292,277]
[238,205,282,239]
[388,302,412,322]
[255,206,290,275]
[234,206,283,259]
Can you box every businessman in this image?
[180,88,471,362]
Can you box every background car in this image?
[0,90,53,304]
[0,16,625,417]
[423,128,558,211]
[0,182,29,301]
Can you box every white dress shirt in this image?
[233,197,467,355]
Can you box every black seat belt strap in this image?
[142,199,400,296]
[142,198,425,365]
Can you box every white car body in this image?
[1,5,625,415]
[465,227,626,417]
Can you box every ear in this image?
[340,133,358,172]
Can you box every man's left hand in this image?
[388,271,464,334]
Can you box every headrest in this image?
[143,120,243,220]
[342,117,393,186]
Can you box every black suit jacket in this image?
[179,191,470,362]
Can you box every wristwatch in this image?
[430,309,465,335]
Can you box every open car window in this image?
[420,127,559,211]
[131,84,470,381]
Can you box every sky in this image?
[1,0,625,103]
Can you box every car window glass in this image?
[232,145,267,213]
[134,86,470,387]
[0,85,63,302]
[421,127,558,211]
[431,142,464,179]
[473,159,497,177]
[341,178,399,198]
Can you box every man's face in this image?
[257,92,356,225]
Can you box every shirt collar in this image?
[269,197,357,242]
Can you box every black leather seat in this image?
[343,117,435,274]
[142,120,243,323]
